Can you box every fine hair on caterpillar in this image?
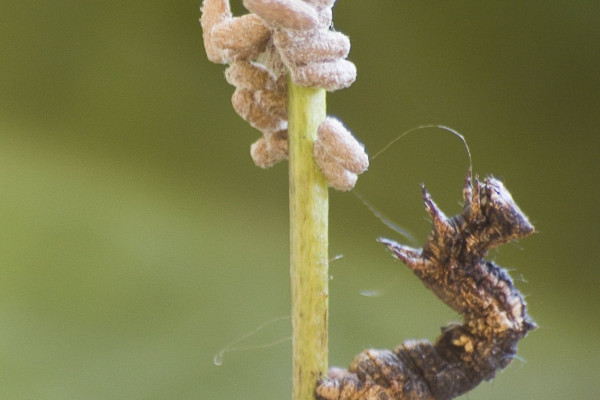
[370,124,472,170]
[353,124,473,241]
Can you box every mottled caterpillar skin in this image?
[316,171,536,400]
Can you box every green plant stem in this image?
[288,80,329,400]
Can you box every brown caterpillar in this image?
[316,170,536,400]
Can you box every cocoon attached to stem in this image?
[200,0,368,190]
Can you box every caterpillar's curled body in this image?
[317,171,536,400]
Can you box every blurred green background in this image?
[1,1,599,399]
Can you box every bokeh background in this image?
[1,1,598,399]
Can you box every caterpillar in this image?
[317,170,535,400]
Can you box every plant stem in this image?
[288,80,329,400]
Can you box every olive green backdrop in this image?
[1,1,598,399]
